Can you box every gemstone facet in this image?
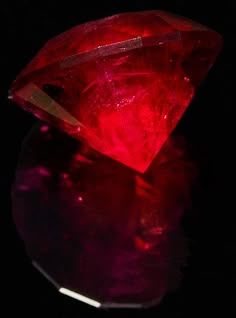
[12,123,196,307]
[9,11,222,172]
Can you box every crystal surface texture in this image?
[9,11,222,172]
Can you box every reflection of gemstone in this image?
[9,11,222,172]
[12,123,196,307]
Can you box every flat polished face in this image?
[10,10,222,172]
[12,122,195,307]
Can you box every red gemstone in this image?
[9,10,222,172]
[12,123,195,307]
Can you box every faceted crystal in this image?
[12,123,196,307]
[9,11,222,172]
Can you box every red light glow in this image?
[9,11,222,172]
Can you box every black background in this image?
[1,1,234,317]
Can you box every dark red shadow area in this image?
[12,122,197,307]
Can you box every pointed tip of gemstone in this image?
[10,10,223,172]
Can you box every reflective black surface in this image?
[1,0,234,317]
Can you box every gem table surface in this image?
[12,122,196,307]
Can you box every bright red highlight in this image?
[77,196,83,202]
[9,11,222,172]
[40,125,49,133]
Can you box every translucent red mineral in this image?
[9,11,222,172]
[12,123,195,307]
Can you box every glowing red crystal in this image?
[9,11,222,172]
